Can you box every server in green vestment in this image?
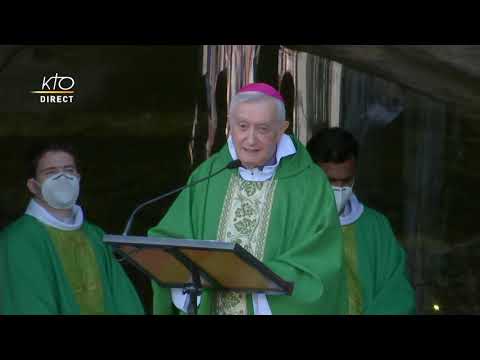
[149,83,348,315]
[307,127,416,315]
[0,143,144,315]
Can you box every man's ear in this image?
[26,178,40,197]
[276,121,289,141]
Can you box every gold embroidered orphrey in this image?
[215,173,278,315]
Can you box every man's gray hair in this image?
[229,91,286,123]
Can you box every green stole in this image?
[342,224,363,315]
[45,226,105,315]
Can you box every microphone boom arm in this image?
[122,159,241,236]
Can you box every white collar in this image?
[25,199,84,231]
[227,134,296,182]
[339,193,364,226]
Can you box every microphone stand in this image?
[122,159,242,236]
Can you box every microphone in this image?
[122,159,242,236]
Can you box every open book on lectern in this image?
[104,235,294,296]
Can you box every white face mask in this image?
[332,185,353,214]
[39,172,80,210]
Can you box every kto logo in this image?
[31,73,75,103]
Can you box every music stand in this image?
[104,235,294,315]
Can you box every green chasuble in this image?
[0,215,145,315]
[342,207,416,315]
[149,136,348,315]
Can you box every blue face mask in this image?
[40,172,80,210]
[332,184,354,214]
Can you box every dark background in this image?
[0,46,205,313]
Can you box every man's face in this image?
[27,151,79,197]
[229,99,289,169]
[318,158,356,187]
